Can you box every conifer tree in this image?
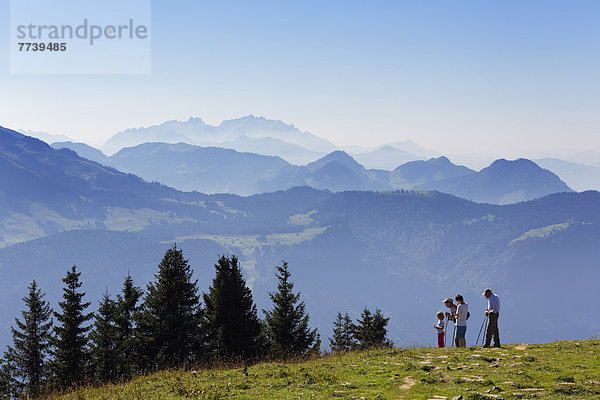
[114,274,142,379]
[0,358,16,400]
[329,312,357,352]
[263,261,317,358]
[3,280,53,397]
[309,333,322,357]
[89,292,118,383]
[204,255,262,360]
[355,308,391,349]
[52,266,93,388]
[135,245,203,369]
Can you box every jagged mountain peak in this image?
[217,115,297,132]
[101,115,336,157]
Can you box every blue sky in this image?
[0,0,598,157]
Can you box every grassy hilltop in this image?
[50,340,600,400]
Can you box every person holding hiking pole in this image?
[443,297,457,319]
[443,298,457,347]
[482,288,501,348]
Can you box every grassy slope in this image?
[50,341,600,400]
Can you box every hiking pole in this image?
[476,314,487,346]
[452,321,456,347]
[444,319,448,347]
[483,314,489,347]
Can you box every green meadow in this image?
[51,340,600,400]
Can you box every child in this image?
[434,311,445,348]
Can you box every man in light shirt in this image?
[482,288,501,348]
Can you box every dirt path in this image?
[514,343,528,350]
[399,376,416,390]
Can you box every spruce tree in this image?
[355,308,390,349]
[0,358,16,400]
[135,245,203,369]
[370,309,392,347]
[89,292,118,383]
[308,333,322,357]
[114,274,142,379]
[263,261,317,358]
[204,255,262,361]
[52,266,93,388]
[329,312,357,352]
[3,280,53,397]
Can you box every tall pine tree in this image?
[329,312,357,352]
[89,292,118,383]
[355,308,391,349]
[52,266,93,388]
[263,261,317,358]
[4,280,53,397]
[135,245,203,369]
[114,274,142,379]
[203,255,262,361]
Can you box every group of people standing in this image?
[433,288,501,348]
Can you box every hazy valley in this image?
[1,122,599,355]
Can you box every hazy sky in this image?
[0,0,599,158]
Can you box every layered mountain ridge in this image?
[53,140,572,203]
[0,125,598,350]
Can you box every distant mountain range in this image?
[107,142,290,195]
[53,140,572,203]
[417,158,573,204]
[26,115,599,191]
[100,115,335,164]
[1,125,599,350]
[99,115,451,168]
